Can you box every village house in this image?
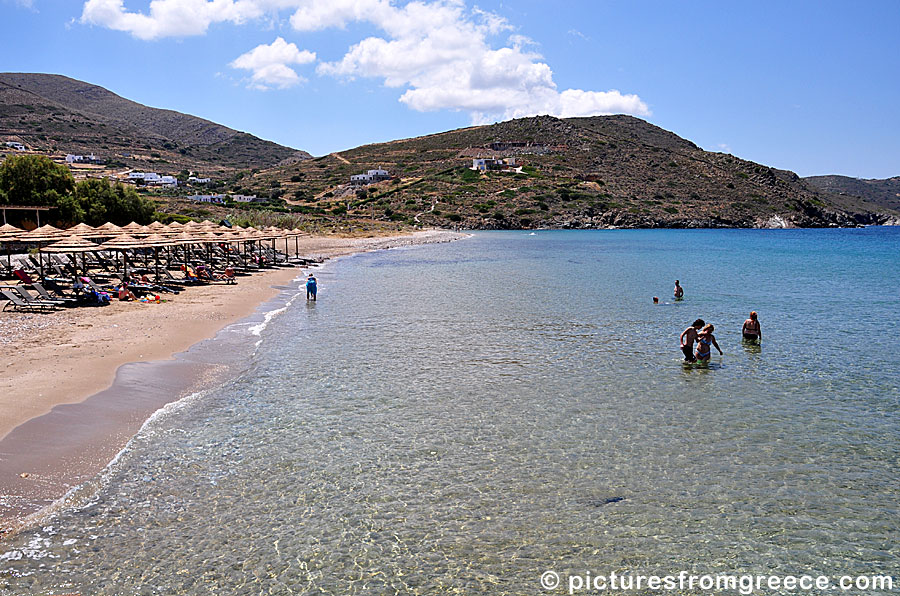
[127,172,177,187]
[350,169,391,185]
[4,141,26,151]
[471,157,519,173]
[188,176,211,184]
[231,194,266,203]
[190,194,226,204]
[65,153,102,164]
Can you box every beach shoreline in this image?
[0,229,466,536]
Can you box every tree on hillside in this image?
[0,154,74,206]
[72,178,156,226]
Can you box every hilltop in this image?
[0,73,309,174]
[239,115,895,229]
[804,175,900,212]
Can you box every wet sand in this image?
[0,229,465,535]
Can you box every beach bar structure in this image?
[1,205,55,226]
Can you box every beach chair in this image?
[28,282,79,306]
[1,287,59,312]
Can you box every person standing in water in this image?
[695,324,723,361]
[742,311,761,341]
[306,273,318,301]
[680,318,705,362]
[674,280,684,300]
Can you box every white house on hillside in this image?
[350,169,391,185]
[472,157,518,172]
[191,194,225,204]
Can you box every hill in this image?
[239,115,896,229]
[0,73,309,174]
[804,175,900,212]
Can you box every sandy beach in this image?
[0,229,464,535]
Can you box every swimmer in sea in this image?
[674,280,684,300]
[306,273,317,301]
[695,324,723,361]
[680,318,705,362]
[742,311,761,341]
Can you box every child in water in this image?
[695,324,723,361]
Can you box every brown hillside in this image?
[238,115,895,229]
[0,73,309,172]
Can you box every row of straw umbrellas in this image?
[0,220,310,281]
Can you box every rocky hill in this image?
[0,73,309,174]
[241,115,895,229]
[804,175,900,212]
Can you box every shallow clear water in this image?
[2,228,899,595]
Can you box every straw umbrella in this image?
[147,221,168,231]
[167,232,203,269]
[262,226,286,264]
[97,234,145,279]
[0,223,25,272]
[190,231,225,268]
[95,222,125,236]
[121,222,144,233]
[40,235,100,279]
[66,222,99,236]
[286,227,308,261]
[139,233,176,281]
[17,224,66,280]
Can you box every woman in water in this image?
[742,311,761,341]
[695,324,723,361]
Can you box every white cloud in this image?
[80,0,291,40]
[79,0,650,121]
[230,37,316,89]
[311,0,649,122]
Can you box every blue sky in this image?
[2,0,898,178]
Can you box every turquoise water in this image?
[2,228,899,594]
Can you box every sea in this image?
[2,228,899,595]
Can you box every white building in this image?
[127,172,176,186]
[4,142,25,151]
[350,169,391,185]
[188,176,211,184]
[471,157,517,172]
[231,194,266,203]
[191,194,225,204]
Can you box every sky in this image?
[1,0,898,179]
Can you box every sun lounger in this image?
[28,282,79,306]
[1,287,59,312]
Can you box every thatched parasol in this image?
[0,223,25,236]
[283,227,308,259]
[18,224,65,241]
[95,222,125,236]
[0,223,26,271]
[41,235,100,276]
[41,236,100,252]
[147,221,168,231]
[98,233,145,278]
[65,223,106,238]
[138,233,176,280]
[121,222,144,232]
[17,225,66,280]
